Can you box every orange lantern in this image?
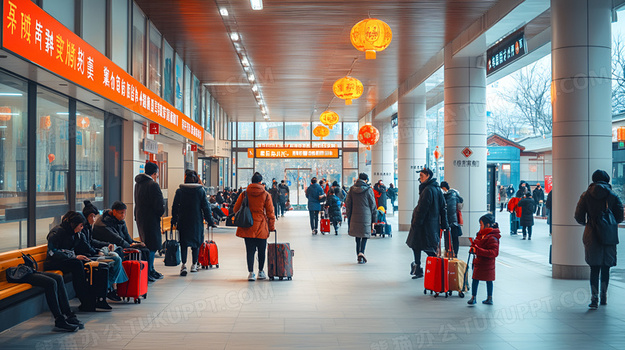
[358,124,379,150]
[77,116,90,129]
[350,18,392,60]
[48,153,55,163]
[0,107,12,122]
[313,125,330,140]
[320,110,339,129]
[40,115,51,130]
[333,76,363,105]
[434,146,442,161]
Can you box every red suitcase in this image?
[424,256,449,297]
[199,227,219,269]
[221,207,229,216]
[199,241,210,268]
[267,230,293,280]
[320,218,331,234]
[118,249,148,303]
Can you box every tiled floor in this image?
[2,210,625,349]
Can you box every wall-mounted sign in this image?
[486,27,526,76]
[251,148,339,159]
[190,144,197,152]
[461,147,473,158]
[149,123,160,135]
[143,138,158,154]
[1,0,203,144]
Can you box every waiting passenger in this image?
[467,214,500,305]
[268,183,280,220]
[325,187,343,235]
[306,177,324,235]
[373,180,387,210]
[517,193,536,240]
[440,181,463,257]
[345,173,377,264]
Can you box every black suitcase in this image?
[163,229,181,266]
[84,261,109,298]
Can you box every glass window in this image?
[184,66,191,116]
[111,0,129,71]
[237,151,253,168]
[312,122,341,140]
[237,141,253,148]
[36,88,70,245]
[76,103,104,211]
[285,122,310,140]
[343,151,358,168]
[162,41,174,105]
[82,0,106,54]
[201,88,207,130]
[255,141,282,148]
[175,53,184,111]
[193,75,200,123]
[255,122,283,140]
[148,23,162,96]
[312,141,341,148]
[43,0,75,32]
[237,168,254,189]
[238,122,254,140]
[343,169,358,188]
[343,122,359,141]
[0,72,28,252]
[132,4,146,84]
[344,141,359,148]
[285,141,310,148]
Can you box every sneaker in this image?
[589,298,599,309]
[258,271,267,280]
[151,270,164,279]
[65,314,84,329]
[148,275,156,282]
[600,294,607,305]
[180,264,188,276]
[482,298,493,305]
[360,254,367,263]
[467,297,477,305]
[522,236,526,240]
[95,298,112,311]
[78,302,95,312]
[410,261,417,275]
[528,237,532,240]
[412,267,424,279]
[190,264,198,273]
[107,289,122,302]
[54,317,79,332]
[247,272,256,281]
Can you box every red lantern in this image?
[0,107,12,122]
[434,146,442,161]
[358,125,379,150]
[48,153,55,163]
[313,125,330,140]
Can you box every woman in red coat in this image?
[467,213,501,305]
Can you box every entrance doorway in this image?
[284,167,311,209]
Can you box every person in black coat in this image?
[517,193,536,240]
[325,187,343,235]
[278,180,289,217]
[134,162,165,280]
[546,190,553,234]
[373,181,388,210]
[440,181,463,257]
[387,183,398,211]
[533,183,545,216]
[575,169,624,308]
[406,168,449,278]
[268,183,280,220]
[172,170,214,276]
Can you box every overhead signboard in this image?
[251,148,339,159]
[143,138,158,154]
[1,0,203,144]
[486,27,526,76]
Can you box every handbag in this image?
[6,264,34,283]
[21,252,38,271]
[227,192,254,228]
[595,200,619,245]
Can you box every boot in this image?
[78,297,96,312]
[589,296,599,309]
[412,267,424,279]
[54,316,79,332]
[600,293,607,306]
[410,261,417,276]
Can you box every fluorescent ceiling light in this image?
[248,74,255,82]
[251,85,258,92]
[0,92,23,96]
[250,0,263,10]
[241,57,249,67]
[220,8,229,16]
[0,112,19,116]
[230,33,239,41]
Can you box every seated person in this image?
[45,211,111,311]
[92,201,154,281]
[209,197,227,221]
[80,200,128,301]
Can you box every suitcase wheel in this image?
[270,277,275,281]
[143,293,147,299]
[445,293,449,298]
[216,264,219,268]
[209,264,212,268]
[134,298,140,304]
[434,293,439,298]
[423,289,427,295]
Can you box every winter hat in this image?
[378,206,385,214]
[82,200,99,217]
[145,162,159,176]
[592,169,610,183]
[440,181,449,190]
[358,173,369,181]
[479,213,496,226]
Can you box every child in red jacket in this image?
[467,213,501,305]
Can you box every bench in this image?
[0,245,72,332]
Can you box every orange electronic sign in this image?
[1,0,203,144]
[254,148,338,158]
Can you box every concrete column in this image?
[443,51,487,238]
[551,0,612,279]
[371,119,395,209]
[122,119,146,237]
[397,94,427,231]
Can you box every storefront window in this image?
[193,75,200,123]
[76,103,104,211]
[132,4,146,85]
[312,122,341,141]
[148,23,162,96]
[343,122,358,141]
[184,66,191,116]
[0,72,28,251]
[175,54,184,111]
[238,122,254,140]
[285,122,310,140]
[256,122,283,140]
[111,0,129,71]
[163,41,174,105]
[36,88,70,245]
[82,0,106,54]
[43,0,75,32]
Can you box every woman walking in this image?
[575,169,624,309]
[172,170,215,276]
[345,173,377,264]
[233,172,276,280]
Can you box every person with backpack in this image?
[575,169,624,309]
[325,187,343,235]
[306,177,325,235]
[467,214,501,305]
[171,170,214,276]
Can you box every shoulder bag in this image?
[227,192,254,228]
[6,264,34,283]
[595,200,619,245]
[21,252,38,271]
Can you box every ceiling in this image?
[135,0,503,122]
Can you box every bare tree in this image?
[498,61,552,135]
[487,105,524,139]
[612,34,625,115]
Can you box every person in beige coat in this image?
[233,172,276,280]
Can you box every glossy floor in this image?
[1,211,625,349]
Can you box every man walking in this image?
[305,177,324,235]
[278,180,289,217]
[533,183,545,216]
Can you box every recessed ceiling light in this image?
[220,8,229,16]
[230,33,239,41]
[0,92,23,96]
[251,85,258,92]
[250,0,263,10]
[241,57,249,67]
[248,74,255,83]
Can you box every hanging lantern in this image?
[333,76,363,105]
[77,116,90,129]
[0,107,12,122]
[358,124,379,150]
[40,115,51,130]
[350,18,392,60]
[434,146,442,161]
[320,110,339,129]
[313,125,330,140]
[48,153,55,163]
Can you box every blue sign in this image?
[76,131,83,146]
[287,180,291,186]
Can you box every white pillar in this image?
[443,51,488,238]
[397,94,428,231]
[551,0,612,279]
[122,120,146,237]
[371,120,395,203]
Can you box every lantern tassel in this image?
[365,50,376,59]
[345,99,352,105]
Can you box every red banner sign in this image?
[190,144,197,152]
[149,123,159,135]
[1,0,203,144]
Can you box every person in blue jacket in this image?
[306,177,325,235]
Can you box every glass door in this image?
[284,167,311,209]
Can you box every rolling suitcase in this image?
[373,223,386,237]
[424,230,450,297]
[221,207,229,217]
[163,229,181,266]
[117,249,148,303]
[199,227,219,269]
[384,223,392,237]
[83,261,109,299]
[442,229,468,297]
[268,230,293,280]
[320,218,331,234]
[199,241,210,268]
